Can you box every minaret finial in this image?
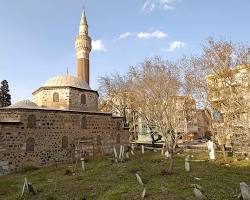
[79,6,88,35]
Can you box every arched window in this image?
[97,135,102,145]
[53,92,59,102]
[26,137,35,152]
[116,133,120,144]
[62,136,68,149]
[81,116,87,129]
[81,94,86,105]
[27,114,36,128]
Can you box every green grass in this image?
[0,150,249,200]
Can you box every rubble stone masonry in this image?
[0,108,129,174]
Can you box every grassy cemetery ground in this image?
[0,150,250,200]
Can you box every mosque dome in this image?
[9,100,39,109]
[43,75,91,90]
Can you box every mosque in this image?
[0,11,129,174]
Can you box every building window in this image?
[81,94,86,105]
[53,92,59,102]
[27,114,36,128]
[81,116,87,129]
[62,136,68,149]
[116,133,120,144]
[97,135,102,145]
[26,137,35,152]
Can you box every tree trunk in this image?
[220,144,226,159]
[168,153,174,174]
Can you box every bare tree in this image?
[98,73,139,139]
[182,37,249,158]
[129,57,182,173]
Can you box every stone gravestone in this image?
[240,182,250,200]
[185,156,190,172]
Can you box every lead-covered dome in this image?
[9,100,38,109]
[43,75,91,90]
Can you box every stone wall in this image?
[32,87,98,112]
[69,88,98,111]
[33,88,70,110]
[0,109,129,174]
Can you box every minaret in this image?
[75,10,92,84]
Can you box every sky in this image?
[0,0,249,103]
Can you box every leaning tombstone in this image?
[21,177,36,197]
[142,188,146,199]
[119,145,123,160]
[240,182,250,200]
[136,173,144,186]
[193,188,205,199]
[113,146,118,162]
[21,177,28,198]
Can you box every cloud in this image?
[142,0,175,12]
[118,30,167,40]
[167,41,186,51]
[92,40,106,52]
[137,30,167,39]
[118,32,133,40]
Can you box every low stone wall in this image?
[0,109,129,174]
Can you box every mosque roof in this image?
[43,75,91,90]
[8,100,39,109]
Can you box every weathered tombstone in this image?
[21,177,28,197]
[207,140,215,160]
[131,143,135,151]
[142,188,146,199]
[80,158,85,172]
[119,145,123,160]
[165,150,170,159]
[185,156,190,172]
[136,173,144,186]
[141,145,145,154]
[240,182,250,200]
[125,151,130,159]
[21,177,36,197]
[113,146,118,163]
[193,188,205,199]
[161,144,165,155]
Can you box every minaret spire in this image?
[75,8,92,84]
[79,8,88,35]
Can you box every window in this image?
[81,94,86,105]
[97,135,102,145]
[53,92,59,102]
[81,116,87,129]
[26,137,35,152]
[62,136,68,149]
[116,133,120,144]
[27,114,36,128]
